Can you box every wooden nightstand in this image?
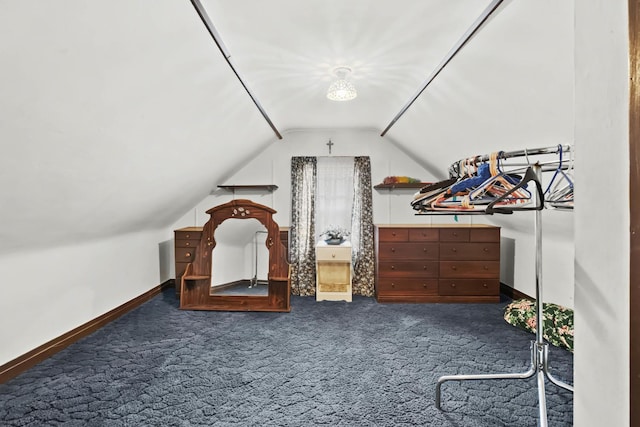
[315,241,352,302]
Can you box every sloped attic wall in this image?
[0,1,274,365]
[386,0,575,306]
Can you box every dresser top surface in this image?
[175,226,204,232]
[374,224,499,229]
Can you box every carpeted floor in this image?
[0,290,573,426]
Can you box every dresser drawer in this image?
[378,242,439,260]
[439,261,500,278]
[175,230,202,240]
[439,228,470,242]
[438,279,499,295]
[377,278,438,295]
[470,228,500,242]
[317,246,351,261]
[439,243,500,261]
[378,261,438,278]
[175,238,201,248]
[176,247,197,263]
[378,228,409,242]
[408,228,439,241]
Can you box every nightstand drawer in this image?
[439,279,499,295]
[316,246,351,261]
[439,243,500,260]
[378,242,438,260]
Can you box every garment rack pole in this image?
[448,144,572,178]
[435,163,573,427]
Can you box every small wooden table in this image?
[315,241,352,302]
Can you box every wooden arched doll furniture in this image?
[180,199,290,312]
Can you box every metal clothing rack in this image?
[431,145,574,427]
[447,144,573,179]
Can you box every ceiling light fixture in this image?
[327,67,357,101]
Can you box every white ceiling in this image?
[198,0,493,133]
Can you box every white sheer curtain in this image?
[315,157,355,243]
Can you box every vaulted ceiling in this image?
[195,0,492,132]
[0,0,572,254]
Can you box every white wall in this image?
[168,128,575,307]
[210,218,268,286]
[171,128,441,231]
[0,229,164,366]
[574,1,630,425]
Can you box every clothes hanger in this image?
[485,166,545,214]
[464,152,533,209]
[545,145,574,209]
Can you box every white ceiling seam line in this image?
[380,0,505,137]
[189,0,283,140]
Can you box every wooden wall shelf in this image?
[217,185,278,191]
[374,183,430,190]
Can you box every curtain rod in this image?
[380,0,504,137]
[189,0,283,140]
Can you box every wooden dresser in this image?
[375,224,500,303]
[174,227,203,295]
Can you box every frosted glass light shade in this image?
[327,79,357,101]
[327,67,357,101]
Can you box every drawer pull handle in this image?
[391,248,396,252]
[483,247,489,252]
[185,242,190,246]
[391,283,396,288]
[391,265,396,270]
[483,283,488,288]
[423,283,428,288]
[452,232,458,237]
[392,232,396,236]
[185,252,191,258]
[185,234,190,238]
[423,248,428,253]
[332,254,336,258]
[451,283,456,288]
[451,247,457,252]
[451,266,457,271]
[483,265,489,270]
[423,266,428,270]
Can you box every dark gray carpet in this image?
[0,290,573,426]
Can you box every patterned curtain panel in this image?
[351,156,375,296]
[290,157,317,296]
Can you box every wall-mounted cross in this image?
[326,139,334,154]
